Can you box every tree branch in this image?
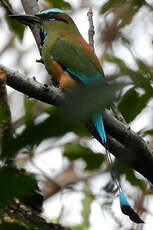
[21,0,41,52]
[2,205,70,230]
[1,65,65,106]
[103,114,153,183]
[2,64,153,184]
[0,68,13,166]
[87,8,95,51]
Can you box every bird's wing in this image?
[50,35,105,83]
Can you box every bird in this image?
[8,8,144,223]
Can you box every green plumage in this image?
[41,19,104,81]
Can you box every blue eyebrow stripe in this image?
[39,8,65,14]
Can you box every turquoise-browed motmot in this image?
[9,8,143,223]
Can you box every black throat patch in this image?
[40,27,47,47]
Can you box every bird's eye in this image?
[36,12,68,24]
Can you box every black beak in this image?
[7,14,42,26]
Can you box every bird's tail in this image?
[93,113,107,144]
[92,113,144,223]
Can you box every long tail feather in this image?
[93,113,144,224]
[107,146,144,224]
[119,190,144,223]
[119,190,132,208]
[93,113,106,144]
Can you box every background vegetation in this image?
[0,0,153,229]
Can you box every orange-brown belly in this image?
[52,60,77,88]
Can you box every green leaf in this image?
[5,0,25,40]
[81,185,92,228]
[106,55,130,74]
[0,168,37,209]
[105,55,153,123]
[64,142,105,170]
[0,108,65,159]
[7,18,25,41]
[101,0,124,14]
[63,81,124,125]
[0,222,33,230]
[24,97,37,126]
[136,59,151,74]
[1,81,122,160]
[73,124,90,137]
[101,0,145,28]
[136,59,153,84]
[0,107,10,122]
[124,167,145,191]
[145,129,153,136]
[70,184,93,230]
[106,55,153,88]
[46,105,90,137]
[118,87,150,123]
[46,0,72,9]
[118,0,144,28]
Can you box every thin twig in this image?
[111,103,127,125]
[87,8,95,51]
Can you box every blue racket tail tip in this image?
[119,190,132,208]
[119,190,144,224]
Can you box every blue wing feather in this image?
[66,67,104,84]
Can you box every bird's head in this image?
[8,8,72,26]
[8,8,78,46]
